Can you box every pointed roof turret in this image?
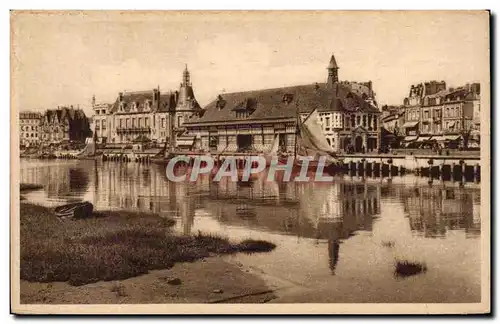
[327,54,338,69]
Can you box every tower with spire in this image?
[174,64,201,130]
[327,54,339,87]
[178,64,192,107]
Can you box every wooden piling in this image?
[428,158,434,179]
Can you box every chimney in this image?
[119,92,124,102]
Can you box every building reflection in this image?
[20,162,89,198]
[93,163,199,234]
[21,160,482,277]
[400,186,480,238]
[198,177,383,240]
[21,161,481,242]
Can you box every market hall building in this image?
[183,54,381,154]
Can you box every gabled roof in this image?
[185,82,379,125]
[41,108,88,124]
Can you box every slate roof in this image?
[327,55,338,69]
[42,107,88,124]
[110,90,178,114]
[185,82,379,125]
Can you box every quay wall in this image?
[338,154,481,171]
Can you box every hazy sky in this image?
[12,11,489,116]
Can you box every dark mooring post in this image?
[371,161,376,177]
[387,159,393,181]
[474,163,480,183]
[428,158,434,185]
[451,162,456,183]
[363,159,368,178]
[458,160,465,187]
[440,162,445,181]
[461,160,467,184]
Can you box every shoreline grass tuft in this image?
[394,260,427,278]
[20,203,276,286]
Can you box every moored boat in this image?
[54,201,94,219]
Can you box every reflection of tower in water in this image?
[302,182,381,241]
[327,239,340,275]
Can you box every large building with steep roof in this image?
[40,106,91,144]
[184,54,381,153]
[94,65,201,145]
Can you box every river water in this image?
[20,159,482,303]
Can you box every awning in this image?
[175,136,195,147]
[402,121,419,128]
[444,135,461,141]
[403,136,418,142]
[448,121,456,127]
[430,136,446,141]
[416,136,431,142]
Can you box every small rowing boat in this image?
[54,201,94,219]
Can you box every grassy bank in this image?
[20,203,275,286]
[20,183,44,192]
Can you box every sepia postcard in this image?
[10,10,491,315]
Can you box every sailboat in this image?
[295,108,340,173]
[271,107,340,175]
[262,134,280,166]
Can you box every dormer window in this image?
[282,93,294,104]
[232,98,256,119]
[119,102,125,112]
[216,95,226,111]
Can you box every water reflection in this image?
[20,159,482,299]
[398,186,480,238]
[20,160,480,241]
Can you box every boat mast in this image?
[169,95,175,154]
[294,97,299,158]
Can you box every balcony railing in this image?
[443,129,460,135]
[116,127,151,134]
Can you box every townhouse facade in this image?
[19,111,42,147]
[400,81,480,146]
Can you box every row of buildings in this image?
[86,55,382,154]
[381,80,481,148]
[20,53,482,153]
[91,65,201,147]
[19,107,91,147]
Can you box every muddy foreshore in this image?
[21,257,276,304]
[19,202,278,304]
